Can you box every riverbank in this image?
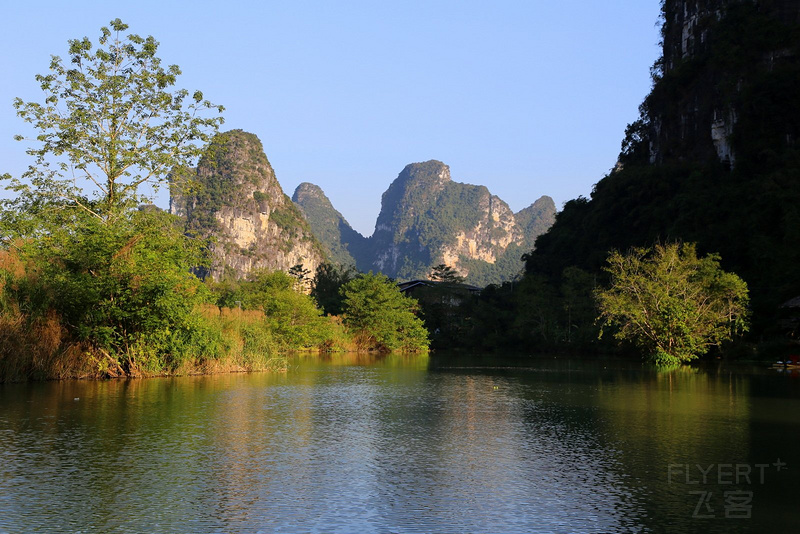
[0,304,296,382]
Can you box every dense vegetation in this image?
[340,273,429,352]
[209,270,344,351]
[0,21,428,382]
[456,0,800,360]
[310,262,357,316]
[0,215,429,381]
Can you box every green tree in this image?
[429,263,465,284]
[288,263,312,292]
[0,20,226,378]
[311,262,356,316]
[511,274,561,346]
[560,266,597,344]
[595,242,749,364]
[5,18,224,220]
[341,272,429,352]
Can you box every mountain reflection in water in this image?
[1,354,798,533]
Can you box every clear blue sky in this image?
[0,1,662,236]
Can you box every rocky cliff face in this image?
[528,0,800,331]
[292,182,369,269]
[635,0,800,166]
[170,130,325,280]
[367,160,555,285]
[290,161,554,286]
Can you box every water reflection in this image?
[1,356,798,533]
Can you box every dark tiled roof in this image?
[397,280,481,292]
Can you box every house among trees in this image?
[399,263,481,305]
[398,279,481,348]
[397,280,481,306]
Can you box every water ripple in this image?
[1,357,797,533]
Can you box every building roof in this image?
[397,280,482,293]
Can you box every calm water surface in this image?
[1,354,799,533]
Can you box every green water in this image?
[1,354,798,533]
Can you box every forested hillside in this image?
[292,183,370,270]
[519,0,800,348]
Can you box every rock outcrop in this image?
[367,160,555,285]
[637,0,800,166]
[291,161,554,286]
[170,130,325,280]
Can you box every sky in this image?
[0,1,662,236]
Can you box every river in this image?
[1,354,799,533]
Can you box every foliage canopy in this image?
[1,208,219,375]
[311,262,356,316]
[595,243,749,364]
[429,263,465,284]
[341,272,429,352]
[6,18,224,220]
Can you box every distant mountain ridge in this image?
[294,160,555,286]
[169,132,554,286]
